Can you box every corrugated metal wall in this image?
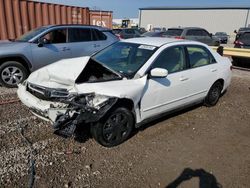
[0,0,113,40]
[89,10,113,29]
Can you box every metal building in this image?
[139,6,250,34]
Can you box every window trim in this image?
[184,44,217,69]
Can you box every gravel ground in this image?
[0,69,249,188]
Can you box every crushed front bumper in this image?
[17,84,68,123]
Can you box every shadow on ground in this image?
[166,168,222,188]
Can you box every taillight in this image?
[175,36,185,39]
[115,34,122,40]
[234,40,243,45]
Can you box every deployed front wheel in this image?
[91,107,134,147]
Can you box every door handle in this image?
[210,68,217,72]
[93,44,100,48]
[179,77,189,81]
[61,47,70,51]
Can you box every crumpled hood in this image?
[76,76,148,105]
[27,56,90,88]
[27,55,148,105]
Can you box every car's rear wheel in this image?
[0,61,28,88]
[204,81,223,107]
[90,107,134,147]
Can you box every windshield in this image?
[215,32,226,36]
[16,26,48,42]
[142,32,162,37]
[92,42,158,78]
[165,29,183,36]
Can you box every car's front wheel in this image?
[91,107,134,147]
[0,61,28,88]
[204,81,223,107]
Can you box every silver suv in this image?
[0,25,118,87]
[164,27,220,46]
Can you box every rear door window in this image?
[68,28,92,42]
[92,29,107,41]
[239,32,250,44]
[200,30,210,37]
[125,29,135,34]
[186,46,215,68]
[165,29,183,36]
[186,30,202,36]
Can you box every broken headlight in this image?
[85,94,110,110]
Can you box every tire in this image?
[204,81,223,107]
[0,61,28,88]
[90,107,134,147]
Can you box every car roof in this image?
[122,37,187,47]
[45,24,110,31]
[168,27,205,30]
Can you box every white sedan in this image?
[18,38,232,147]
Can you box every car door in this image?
[140,46,193,120]
[91,29,111,52]
[200,30,214,45]
[124,29,135,39]
[183,45,219,101]
[30,28,72,70]
[185,29,199,41]
[67,28,100,57]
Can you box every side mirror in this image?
[38,38,49,47]
[150,68,168,78]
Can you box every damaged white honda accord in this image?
[18,38,232,147]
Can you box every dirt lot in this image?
[0,69,249,188]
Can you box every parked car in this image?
[235,27,250,41]
[214,32,228,44]
[165,27,220,46]
[112,28,141,39]
[141,31,167,37]
[152,27,166,32]
[0,25,118,87]
[137,27,147,34]
[233,31,250,66]
[18,38,232,147]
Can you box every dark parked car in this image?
[137,27,147,34]
[233,31,250,67]
[235,27,250,41]
[215,32,228,44]
[141,31,166,37]
[112,28,141,39]
[0,25,118,87]
[165,27,220,46]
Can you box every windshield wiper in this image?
[118,71,131,78]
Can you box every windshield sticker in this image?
[138,45,156,50]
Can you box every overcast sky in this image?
[33,0,250,18]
